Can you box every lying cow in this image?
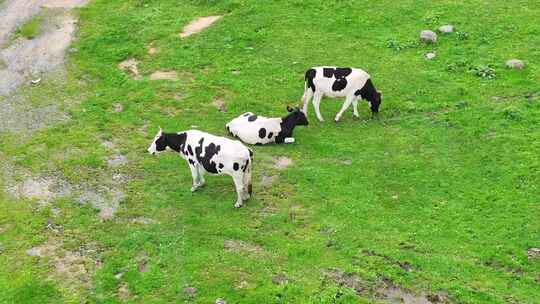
[147,128,253,208]
[226,106,308,145]
[301,66,382,122]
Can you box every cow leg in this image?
[232,173,245,208]
[242,164,252,201]
[189,164,201,192]
[335,95,355,122]
[352,98,359,118]
[302,89,313,114]
[312,93,324,122]
[196,164,206,187]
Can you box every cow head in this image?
[287,105,309,126]
[147,127,167,155]
[370,91,382,114]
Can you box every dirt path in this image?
[0,0,87,96]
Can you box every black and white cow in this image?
[302,66,382,122]
[225,106,309,145]
[147,128,253,208]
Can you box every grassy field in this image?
[1,0,539,303]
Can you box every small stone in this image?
[114,272,124,279]
[184,286,197,296]
[30,78,41,85]
[506,59,525,70]
[438,25,454,33]
[425,52,436,60]
[420,30,437,43]
[215,298,226,304]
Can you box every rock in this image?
[114,272,124,280]
[420,30,437,43]
[438,25,454,33]
[506,59,525,70]
[184,286,197,296]
[425,52,436,60]
[215,298,226,304]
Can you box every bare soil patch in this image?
[212,98,227,112]
[150,70,178,81]
[26,238,99,293]
[179,15,222,38]
[273,156,293,170]
[118,58,140,78]
[224,239,267,256]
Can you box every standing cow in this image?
[302,66,382,122]
[147,128,253,208]
[226,106,309,145]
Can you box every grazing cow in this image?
[147,128,253,208]
[302,66,382,122]
[225,106,309,145]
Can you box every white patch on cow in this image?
[226,113,282,145]
[147,128,163,155]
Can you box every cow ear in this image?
[287,105,293,112]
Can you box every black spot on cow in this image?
[248,115,258,122]
[243,113,251,117]
[248,149,253,158]
[188,159,195,165]
[187,145,193,156]
[323,67,352,79]
[354,78,381,113]
[242,159,249,172]
[332,78,348,91]
[159,132,187,152]
[334,67,352,78]
[219,163,224,169]
[194,138,221,174]
[305,68,316,92]
[258,128,266,139]
[255,142,263,146]
[323,68,334,78]
[233,162,239,171]
[267,132,273,139]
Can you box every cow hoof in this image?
[234,202,243,208]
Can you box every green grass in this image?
[13,14,45,40]
[1,0,539,303]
